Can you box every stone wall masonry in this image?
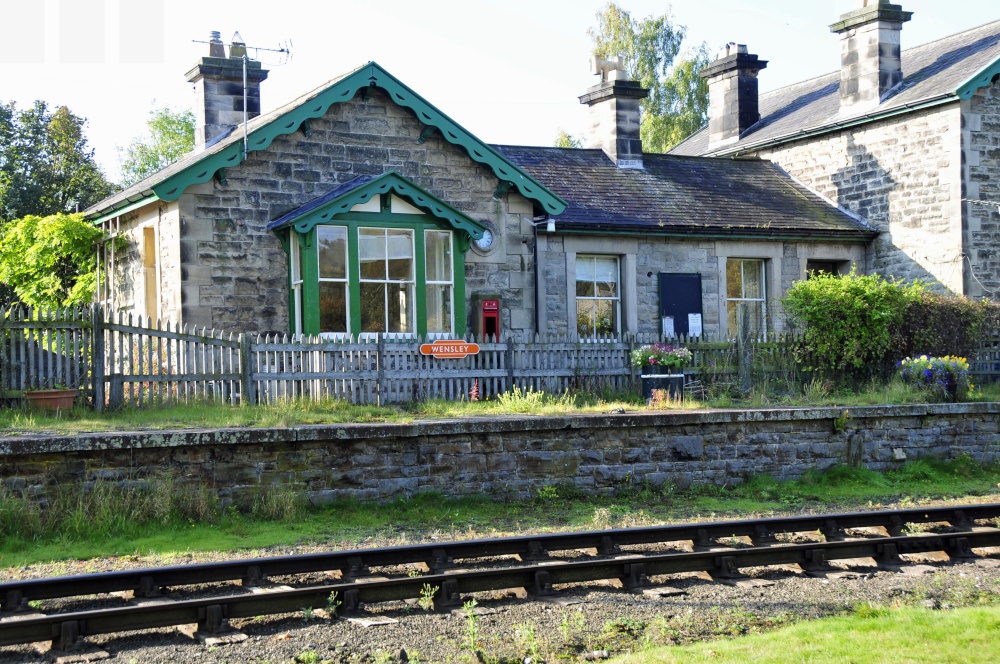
[965,85,1000,299]
[759,103,964,293]
[175,88,536,336]
[2,404,996,506]
[543,235,864,338]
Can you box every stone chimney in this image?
[830,0,912,112]
[700,43,767,150]
[185,31,269,150]
[579,56,648,169]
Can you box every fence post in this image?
[627,333,636,388]
[737,304,752,395]
[91,305,105,412]
[376,333,385,406]
[239,333,255,406]
[505,335,515,392]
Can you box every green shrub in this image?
[896,291,1000,360]
[0,212,104,307]
[783,271,922,382]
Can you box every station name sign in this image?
[419,340,481,359]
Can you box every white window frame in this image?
[575,254,621,338]
[424,229,454,338]
[726,258,767,338]
[555,237,638,338]
[291,235,303,337]
[358,227,415,338]
[316,226,351,338]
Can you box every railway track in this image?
[2,504,999,655]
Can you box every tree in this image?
[0,212,104,307]
[118,106,195,187]
[588,2,710,152]
[554,129,583,149]
[0,101,113,223]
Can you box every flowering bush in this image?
[898,355,970,401]
[631,344,693,371]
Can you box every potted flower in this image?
[631,344,693,402]
[898,355,970,401]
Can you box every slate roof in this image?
[671,19,1000,157]
[494,146,876,240]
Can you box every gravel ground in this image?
[2,518,1000,663]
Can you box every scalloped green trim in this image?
[957,56,1000,100]
[275,171,486,239]
[151,62,567,216]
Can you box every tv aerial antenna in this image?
[191,32,294,156]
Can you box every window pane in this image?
[387,256,412,282]
[360,282,385,332]
[318,226,347,279]
[425,231,452,283]
[596,279,617,298]
[743,261,762,299]
[387,230,413,281]
[576,279,595,297]
[319,282,347,333]
[387,283,413,333]
[576,300,595,336]
[726,259,742,299]
[575,257,596,283]
[426,284,452,334]
[594,298,617,336]
[290,234,301,282]
[728,301,765,337]
[359,230,386,280]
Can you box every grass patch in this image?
[610,605,1000,664]
[0,389,642,435]
[3,379,999,437]
[1,459,997,568]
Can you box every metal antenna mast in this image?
[191,33,293,157]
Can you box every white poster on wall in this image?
[662,316,675,338]
[688,313,703,337]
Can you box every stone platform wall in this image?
[2,404,998,505]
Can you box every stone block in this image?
[671,436,704,460]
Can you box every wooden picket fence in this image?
[3,305,1000,409]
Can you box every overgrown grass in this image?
[3,378,998,436]
[1,458,997,568]
[611,605,1000,664]
[0,388,641,435]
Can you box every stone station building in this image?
[673,1,1000,300]
[88,1,1000,341]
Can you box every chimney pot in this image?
[208,31,225,58]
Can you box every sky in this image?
[1,0,998,182]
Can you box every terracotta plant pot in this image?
[25,388,77,411]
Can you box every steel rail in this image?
[2,527,999,650]
[2,503,997,611]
